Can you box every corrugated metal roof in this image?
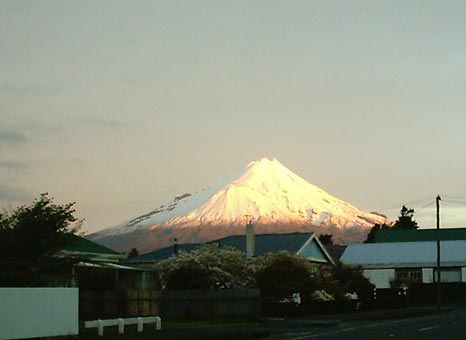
[374,228,466,243]
[127,232,316,263]
[341,240,466,268]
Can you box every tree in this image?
[0,193,81,286]
[392,205,418,230]
[326,263,374,301]
[364,223,391,243]
[155,244,253,290]
[319,234,334,245]
[254,251,317,301]
[127,247,139,259]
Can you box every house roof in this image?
[65,236,121,255]
[127,232,333,264]
[373,228,466,243]
[341,240,466,269]
[214,233,313,256]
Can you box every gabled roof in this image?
[66,236,121,255]
[341,240,466,269]
[214,233,313,256]
[127,232,334,264]
[374,228,466,243]
[61,236,125,262]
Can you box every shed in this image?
[341,240,466,288]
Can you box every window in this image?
[433,267,461,283]
[394,268,422,286]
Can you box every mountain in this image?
[88,158,390,253]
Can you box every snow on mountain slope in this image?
[89,158,390,252]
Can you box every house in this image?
[62,235,126,262]
[127,232,335,265]
[62,236,157,290]
[340,240,466,288]
[373,228,466,243]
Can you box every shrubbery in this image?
[155,245,373,304]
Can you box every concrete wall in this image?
[0,288,78,340]
[363,269,395,288]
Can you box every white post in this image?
[137,317,144,332]
[118,318,125,334]
[97,320,104,336]
[155,316,162,330]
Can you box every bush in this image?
[254,251,318,301]
[156,244,253,290]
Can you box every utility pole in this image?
[436,194,441,312]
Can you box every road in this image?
[268,307,466,340]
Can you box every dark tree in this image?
[255,252,317,301]
[319,234,334,245]
[364,223,391,243]
[127,247,139,259]
[392,205,418,230]
[0,193,81,286]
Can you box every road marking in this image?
[295,327,356,339]
[418,325,440,332]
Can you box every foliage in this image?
[365,205,418,242]
[392,205,418,230]
[364,223,391,243]
[254,251,318,301]
[319,262,374,301]
[127,247,139,259]
[0,193,81,286]
[155,244,253,290]
[318,234,333,245]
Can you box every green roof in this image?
[374,228,466,243]
[65,236,121,255]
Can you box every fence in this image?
[80,289,260,320]
[0,288,78,340]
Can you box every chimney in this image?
[246,220,255,258]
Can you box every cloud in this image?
[0,160,28,172]
[0,185,31,202]
[0,130,28,144]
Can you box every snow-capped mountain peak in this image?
[89,158,390,253]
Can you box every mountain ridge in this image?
[89,158,390,253]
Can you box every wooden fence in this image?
[80,289,260,321]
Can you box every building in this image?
[340,240,466,288]
[127,232,335,265]
[63,236,157,290]
[373,228,466,243]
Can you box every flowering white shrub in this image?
[311,289,335,302]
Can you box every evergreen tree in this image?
[392,205,418,230]
[127,247,139,259]
[0,193,81,286]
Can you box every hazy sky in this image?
[1,0,465,234]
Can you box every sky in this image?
[1,0,465,234]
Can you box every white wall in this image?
[363,269,395,288]
[0,288,78,340]
[422,268,434,283]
